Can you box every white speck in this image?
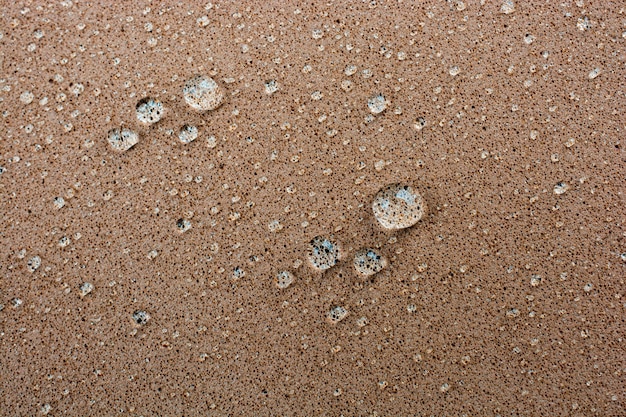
[311,91,323,100]
[524,34,535,44]
[583,283,593,292]
[20,91,34,104]
[53,196,65,209]
[79,282,94,297]
[197,16,210,27]
[501,0,515,14]
[553,182,569,195]
[577,16,591,31]
[588,68,600,79]
[264,80,278,95]
[344,65,357,76]
[449,66,460,76]
[27,256,41,272]
[312,29,323,39]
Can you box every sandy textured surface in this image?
[1,1,625,415]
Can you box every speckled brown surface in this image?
[1,1,625,416]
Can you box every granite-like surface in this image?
[1,1,625,415]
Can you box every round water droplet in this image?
[553,182,569,195]
[178,124,198,144]
[176,218,192,232]
[79,282,94,297]
[353,248,387,277]
[107,127,139,152]
[308,236,340,271]
[136,97,164,124]
[183,75,224,111]
[275,271,295,289]
[327,306,348,324]
[132,310,150,326]
[368,93,387,114]
[27,256,41,272]
[372,183,426,230]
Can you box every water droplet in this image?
[367,93,387,114]
[183,75,224,111]
[264,80,278,95]
[326,306,348,324]
[178,124,198,144]
[107,128,139,152]
[79,282,94,297]
[372,184,426,230]
[20,91,34,104]
[136,97,164,124]
[132,310,150,326]
[353,248,387,277]
[275,271,295,289]
[308,236,340,271]
[553,182,569,195]
[500,0,515,14]
[26,256,41,272]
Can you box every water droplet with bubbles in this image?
[353,248,387,277]
[183,75,224,111]
[327,306,348,324]
[372,183,426,230]
[368,94,387,114]
[107,128,139,152]
[178,124,198,144]
[308,236,341,271]
[132,310,150,326]
[275,271,295,289]
[136,97,163,124]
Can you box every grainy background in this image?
[1,1,625,415]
